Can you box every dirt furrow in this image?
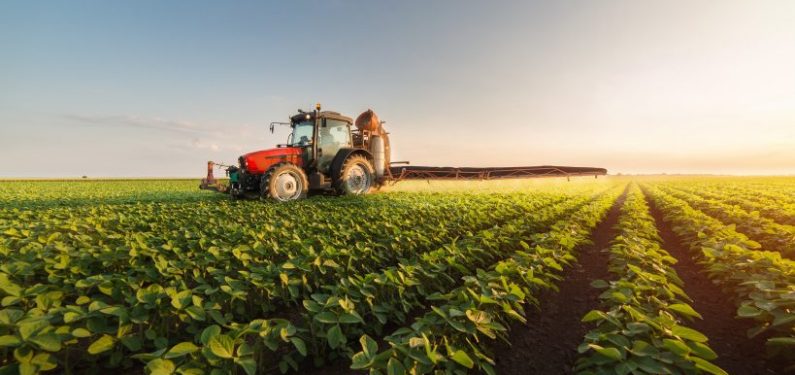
[493,189,627,374]
[645,192,782,374]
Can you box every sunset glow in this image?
[1,1,794,176]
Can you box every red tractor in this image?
[200,104,607,201]
[201,104,390,201]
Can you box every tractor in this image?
[200,104,608,201]
[201,104,389,201]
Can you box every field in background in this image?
[1,177,794,374]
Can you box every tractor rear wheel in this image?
[335,155,375,195]
[261,163,308,201]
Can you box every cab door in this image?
[316,119,352,173]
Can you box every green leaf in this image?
[591,345,622,361]
[466,309,489,324]
[314,311,337,324]
[291,337,307,356]
[235,357,257,375]
[165,342,199,359]
[450,350,474,369]
[147,358,176,375]
[610,291,629,303]
[303,300,321,313]
[88,335,116,355]
[771,314,795,328]
[669,303,702,319]
[31,352,57,371]
[692,357,728,375]
[75,296,91,305]
[208,334,235,359]
[581,310,606,323]
[767,337,795,346]
[387,357,407,375]
[121,335,143,351]
[170,290,192,310]
[326,325,345,349]
[19,363,36,375]
[63,312,82,323]
[338,312,364,324]
[671,326,708,343]
[351,352,372,370]
[662,339,690,356]
[237,342,254,357]
[590,279,609,289]
[0,335,22,347]
[185,306,206,321]
[360,335,378,357]
[736,305,762,318]
[130,347,167,362]
[687,341,718,360]
[71,328,91,338]
[200,325,221,345]
[28,333,61,352]
[409,337,426,348]
[18,320,48,341]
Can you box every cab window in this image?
[317,119,352,171]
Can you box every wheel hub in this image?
[274,172,301,201]
[345,164,371,194]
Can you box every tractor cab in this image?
[285,109,355,175]
[208,104,385,201]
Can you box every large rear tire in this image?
[335,155,375,195]
[261,163,309,201]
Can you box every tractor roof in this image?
[290,111,353,124]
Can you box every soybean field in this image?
[1,177,794,375]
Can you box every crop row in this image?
[348,185,625,374]
[0,191,569,374]
[660,182,795,226]
[144,184,623,374]
[576,184,724,375]
[0,182,618,374]
[1,192,554,313]
[653,184,795,258]
[0,180,219,209]
[643,184,795,366]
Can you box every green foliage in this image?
[351,186,624,373]
[644,181,795,365]
[576,184,725,375]
[0,179,617,374]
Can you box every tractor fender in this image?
[330,148,373,183]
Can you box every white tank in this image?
[371,135,385,178]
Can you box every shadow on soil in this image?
[494,189,627,374]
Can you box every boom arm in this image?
[389,165,607,182]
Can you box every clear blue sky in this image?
[2,0,794,177]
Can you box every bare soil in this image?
[645,193,786,374]
[493,190,626,374]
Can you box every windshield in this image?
[289,121,314,146]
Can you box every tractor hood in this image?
[239,147,303,174]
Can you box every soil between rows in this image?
[645,193,785,374]
[493,189,627,374]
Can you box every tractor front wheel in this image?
[261,163,308,201]
[336,155,375,195]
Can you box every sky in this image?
[1,0,794,177]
